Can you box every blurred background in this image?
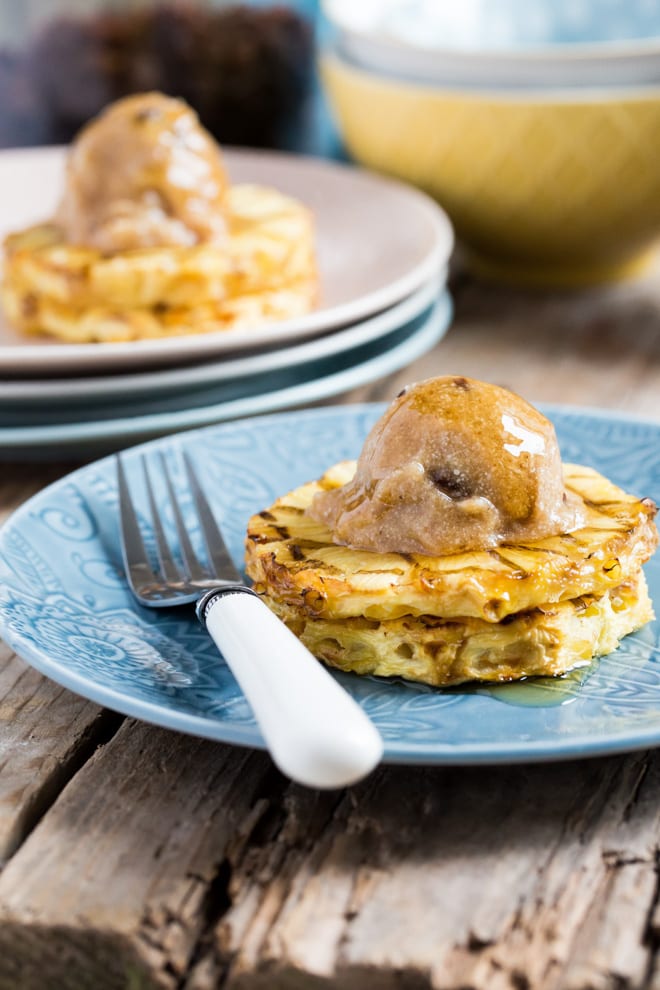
[4,0,660,289]
[0,0,332,153]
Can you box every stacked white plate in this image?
[0,147,454,460]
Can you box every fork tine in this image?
[182,451,241,582]
[141,455,182,585]
[116,455,159,589]
[158,451,208,581]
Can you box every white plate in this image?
[0,272,445,406]
[0,147,453,375]
[0,290,452,459]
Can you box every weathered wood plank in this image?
[8,660,652,990]
[214,755,660,990]
[0,717,278,990]
[0,643,118,863]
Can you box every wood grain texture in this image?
[0,643,117,863]
[215,757,660,990]
[2,270,660,988]
[0,719,278,990]
[2,731,660,990]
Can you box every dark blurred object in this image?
[0,50,49,146]
[0,3,315,149]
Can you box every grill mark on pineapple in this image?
[582,498,634,510]
[246,532,275,544]
[500,544,567,556]
[290,555,337,573]
[489,550,529,574]
[284,540,327,556]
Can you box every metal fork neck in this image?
[196,585,258,626]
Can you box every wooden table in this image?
[2,269,660,990]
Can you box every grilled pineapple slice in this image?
[261,573,652,686]
[2,184,316,341]
[245,460,658,623]
[1,278,317,343]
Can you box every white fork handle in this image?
[199,588,383,788]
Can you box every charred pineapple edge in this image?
[258,572,652,687]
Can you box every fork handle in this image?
[198,588,383,789]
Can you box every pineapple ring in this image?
[2,184,316,340]
[245,461,658,623]
[261,572,653,687]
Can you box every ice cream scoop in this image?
[56,92,228,252]
[310,376,585,555]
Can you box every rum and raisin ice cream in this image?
[310,376,585,556]
[56,92,229,253]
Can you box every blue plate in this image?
[0,403,659,765]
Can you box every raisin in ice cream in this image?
[56,92,228,253]
[310,377,585,556]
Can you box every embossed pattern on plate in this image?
[0,404,659,764]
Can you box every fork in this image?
[116,450,383,789]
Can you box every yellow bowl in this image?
[322,52,660,287]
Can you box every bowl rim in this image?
[322,48,660,103]
[322,0,660,64]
